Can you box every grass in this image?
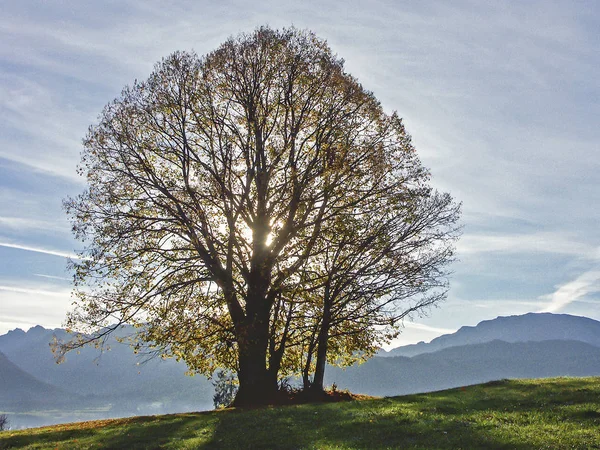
[1,377,600,449]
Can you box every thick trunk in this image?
[234,350,277,406]
[233,318,278,406]
[231,140,276,406]
[232,256,277,406]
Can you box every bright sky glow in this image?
[1,1,598,347]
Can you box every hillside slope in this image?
[2,378,599,449]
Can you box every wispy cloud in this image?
[0,216,64,232]
[457,232,595,259]
[0,75,88,182]
[0,1,599,341]
[449,299,545,309]
[0,285,72,335]
[539,270,600,313]
[0,285,69,298]
[0,241,77,259]
[33,273,72,282]
[403,322,456,335]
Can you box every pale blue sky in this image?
[1,0,598,347]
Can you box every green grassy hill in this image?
[2,377,600,449]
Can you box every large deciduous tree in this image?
[63,26,460,406]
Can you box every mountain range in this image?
[2,312,600,429]
[329,339,600,396]
[379,312,600,357]
[0,326,213,411]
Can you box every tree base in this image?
[231,383,279,408]
[231,386,375,408]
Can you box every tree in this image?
[63,26,460,406]
[212,370,238,409]
[301,191,458,393]
[0,414,9,431]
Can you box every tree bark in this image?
[311,287,332,392]
[311,327,330,392]
[302,351,313,390]
[232,242,278,406]
[233,316,278,406]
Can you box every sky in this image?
[0,0,598,348]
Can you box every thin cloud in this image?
[0,216,64,232]
[33,273,72,282]
[0,241,78,259]
[468,300,544,309]
[0,288,72,335]
[449,299,545,309]
[403,322,456,335]
[0,76,88,183]
[0,285,70,298]
[539,270,600,313]
[457,232,594,258]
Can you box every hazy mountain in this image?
[0,350,86,411]
[0,326,213,415]
[328,339,600,397]
[382,313,600,357]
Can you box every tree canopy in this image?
[63,26,460,406]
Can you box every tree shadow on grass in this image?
[0,427,99,449]
[199,379,600,449]
[0,413,216,450]
[198,399,532,449]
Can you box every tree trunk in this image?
[232,256,278,406]
[233,318,278,406]
[311,289,332,393]
[302,326,319,390]
[267,344,284,389]
[231,169,277,406]
[311,321,330,392]
[302,351,313,390]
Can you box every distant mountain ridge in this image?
[382,312,600,357]
[329,339,600,396]
[0,325,213,417]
